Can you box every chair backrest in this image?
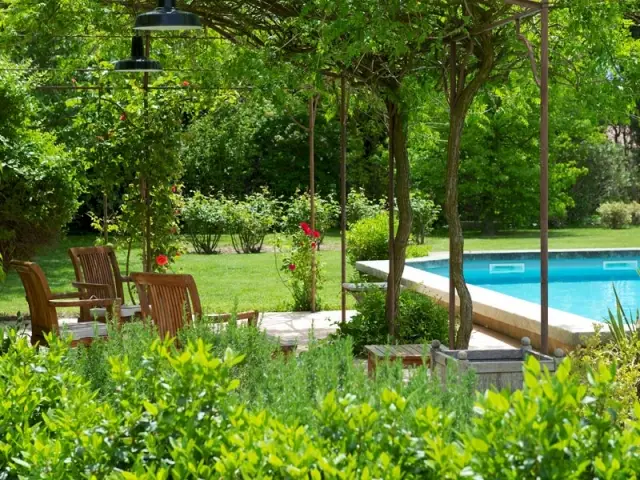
[68,246,124,300]
[11,261,58,344]
[132,272,202,338]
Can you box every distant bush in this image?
[335,288,448,354]
[346,188,384,226]
[347,212,393,265]
[281,190,338,248]
[629,201,640,226]
[597,201,632,229]
[182,192,228,254]
[410,191,441,244]
[227,188,278,253]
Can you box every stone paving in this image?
[2,310,520,351]
[258,310,520,350]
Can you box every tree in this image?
[0,58,81,271]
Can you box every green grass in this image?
[2,226,640,317]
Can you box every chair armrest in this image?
[120,275,133,283]
[72,282,115,298]
[49,298,121,309]
[51,292,82,300]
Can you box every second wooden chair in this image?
[131,272,202,338]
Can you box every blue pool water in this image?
[417,255,640,322]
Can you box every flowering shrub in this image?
[227,188,278,254]
[278,222,323,311]
[281,191,339,249]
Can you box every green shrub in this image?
[182,192,228,254]
[347,212,393,265]
[2,327,638,478]
[410,191,441,244]
[629,201,640,226]
[227,188,278,253]
[597,201,632,229]
[336,288,448,354]
[346,188,384,226]
[281,190,339,248]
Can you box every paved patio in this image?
[2,310,520,351]
[259,310,520,350]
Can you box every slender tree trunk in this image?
[446,108,473,349]
[385,99,412,336]
[445,35,495,349]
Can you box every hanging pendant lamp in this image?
[134,0,202,31]
[114,35,162,72]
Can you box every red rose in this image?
[171,185,177,193]
[182,80,190,87]
[311,242,316,249]
[312,230,320,238]
[156,254,169,266]
[119,113,127,122]
[299,222,311,234]
[288,264,296,271]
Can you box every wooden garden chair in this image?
[132,272,202,338]
[11,261,119,347]
[68,246,140,322]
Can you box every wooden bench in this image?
[364,344,430,376]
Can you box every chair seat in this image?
[90,304,141,319]
[64,322,109,341]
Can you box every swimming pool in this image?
[415,253,640,322]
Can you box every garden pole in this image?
[448,41,457,349]
[540,0,550,354]
[340,77,348,324]
[142,33,152,272]
[309,95,318,312]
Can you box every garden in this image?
[3,0,640,477]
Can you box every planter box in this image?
[430,338,564,392]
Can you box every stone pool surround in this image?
[356,248,640,352]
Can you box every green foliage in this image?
[629,202,640,226]
[3,324,637,478]
[277,223,324,311]
[182,192,228,254]
[281,190,339,248]
[346,212,393,265]
[336,289,448,354]
[410,191,440,244]
[227,188,278,253]
[0,59,80,271]
[597,201,632,229]
[346,188,384,227]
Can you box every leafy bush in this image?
[281,190,339,248]
[346,188,384,226]
[227,188,278,253]
[182,192,228,254]
[336,288,448,354]
[597,201,632,229]
[2,326,638,478]
[410,191,441,244]
[629,201,640,226]
[346,212,393,265]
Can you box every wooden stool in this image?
[364,344,430,376]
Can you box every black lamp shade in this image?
[134,0,202,31]
[114,36,162,72]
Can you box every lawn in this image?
[2,227,640,317]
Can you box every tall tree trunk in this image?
[446,35,495,349]
[446,108,474,349]
[385,98,412,335]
